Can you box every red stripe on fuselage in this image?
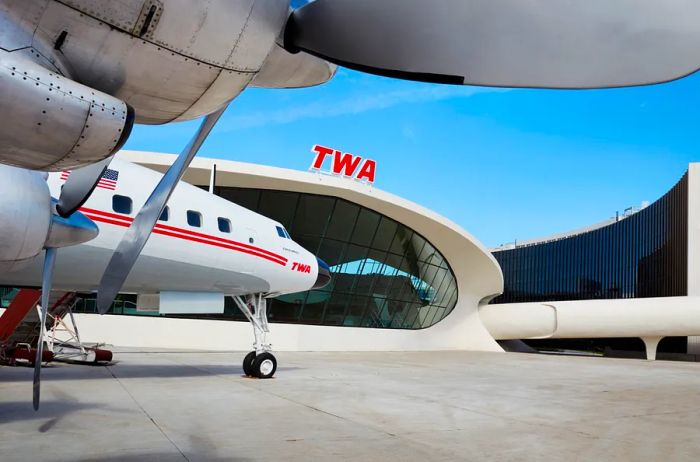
[82,207,288,262]
[81,207,131,221]
[83,214,130,228]
[147,225,286,262]
[153,222,286,262]
[151,228,286,265]
[80,207,287,266]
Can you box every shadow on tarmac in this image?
[0,363,302,381]
[0,399,253,460]
[0,399,120,432]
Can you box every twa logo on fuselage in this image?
[292,262,312,273]
[310,145,376,184]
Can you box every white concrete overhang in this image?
[480,297,700,341]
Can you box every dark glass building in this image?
[490,171,690,356]
[492,172,688,304]
[210,187,458,329]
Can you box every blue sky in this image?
[124,68,700,248]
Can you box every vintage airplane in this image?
[2,0,700,409]
[0,156,331,407]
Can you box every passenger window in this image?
[276,226,286,238]
[112,195,132,214]
[187,210,202,227]
[218,217,231,233]
[159,206,169,222]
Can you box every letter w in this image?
[332,151,362,177]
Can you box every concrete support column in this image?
[641,336,663,361]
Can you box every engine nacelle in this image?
[251,45,337,89]
[0,50,134,172]
[0,164,99,272]
[0,165,52,271]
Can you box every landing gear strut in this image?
[233,294,277,379]
[45,301,112,364]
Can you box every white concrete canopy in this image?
[480,296,700,360]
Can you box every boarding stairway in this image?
[0,289,112,365]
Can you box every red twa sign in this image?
[310,145,376,184]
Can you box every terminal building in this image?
[490,171,691,357]
[483,164,700,359]
[3,151,700,360]
[63,150,504,353]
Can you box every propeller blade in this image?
[285,0,700,89]
[33,247,57,411]
[95,105,229,314]
[55,156,114,218]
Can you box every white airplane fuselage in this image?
[0,157,320,296]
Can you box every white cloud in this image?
[219,85,505,131]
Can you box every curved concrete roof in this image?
[119,150,504,351]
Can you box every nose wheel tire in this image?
[242,351,257,377]
[233,295,277,379]
[252,352,277,379]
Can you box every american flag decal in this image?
[60,168,119,191]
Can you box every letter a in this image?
[356,159,376,183]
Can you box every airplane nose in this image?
[312,257,331,289]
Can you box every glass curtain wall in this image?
[210,187,459,329]
[72,188,458,329]
[492,172,688,304]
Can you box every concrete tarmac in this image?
[1,350,700,461]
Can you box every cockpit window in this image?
[276,226,286,238]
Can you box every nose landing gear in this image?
[233,294,277,379]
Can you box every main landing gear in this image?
[233,294,277,379]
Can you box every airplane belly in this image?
[119,252,272,295]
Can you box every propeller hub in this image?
[45,205,99,248]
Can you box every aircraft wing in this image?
[285,0,700,89]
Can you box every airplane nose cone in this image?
[312,257,331,289]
